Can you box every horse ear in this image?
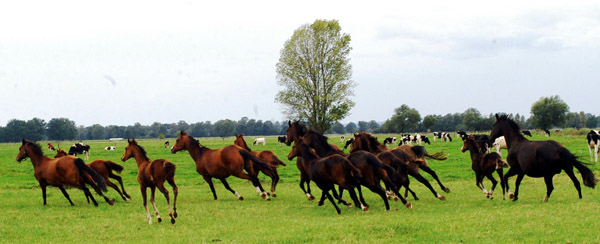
[495,113,500,120]
[180,130,187,136]
[240,133,244,136]
[22,138,26,144]
[288,120,291,126]
[127,139,131,144]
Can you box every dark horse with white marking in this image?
[461,135,508,200]
[490,114,596,201]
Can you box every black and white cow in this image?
[420,135,431,145]
[521,130,532,137]
[340,135,345,144]
[543,129,551,137]
[433,132,452,142]
[69,142,90,160]
[588,130,599,163]
[164,141,170,148]
[104,146,116,151]
[398,135,412,146]
[278,136,286,145]
[383,137,397,147]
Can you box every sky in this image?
[1,0,599,127]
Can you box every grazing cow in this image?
[492,136,507,157]
[69,142,90,160]
[521,130,532,137]
[277,136,286,145]
[398,135,411,146]
[47,142,56,151]
[383,137,397,147]
[253,137,266,146]
[434,132,452,142]
[104,146,116,151]
[543,129,551,137]
[588,130,600,163]
[340,135,345,144]
[411,134,422,145]
[420,135,431,145]
[164,141,170,148]
[343,138,354,151]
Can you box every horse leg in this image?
[475,173,487,198]
[344,186,363,212]
[167,178,178,218]
[268,170,280,197]
[82,187,99,207]
[512,173,525,201]
[496,168,506,200]
[203,175,218,200]
[420,165,450,193]
[563,168,582,199]
[368,185,390,211]
[149,186,162,223]
[355,186,368,210]
[318,191,327,206]
[409,170,445,200]
[110,173,131,200]
[58,186,75,206]
[299,171,314,201]
[485,174,498,200]
[40,182,47,206]
[503,167,519,200]
[156,182,175,224]
[543,175,555,202]
[240,171,271,201]
[324,190,341,214]
[219,178,243,200]
[140,185,152,224]
[331,186,351,207]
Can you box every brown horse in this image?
[234,134,287,197]
[16,139,112,206]
[121,139,177,224]
[47,142,56,151]
[171,131,274,201]
[490,114,596,201]
[287,140,362,214]
[351,132,448,200]
[461,135,508,199]
[55,149,131,202]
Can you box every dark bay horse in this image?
[234,134,287,197]
[490,114,596,201]
[171,131,273,201]
[121,139,177,224]
[287,140,362,214]
[16,139,111,206]
[55,149,131,202]
[351,132,449,200]
[461,135,507,199]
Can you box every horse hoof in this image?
[272,192,277,197]
[393,196,399,201]
[406,202,413,209]
[361,206,369,212]
[444,188,450,193]
[438,195,446,201]
[238,196,244,201]
[174,212,178,218]
[308,195,315,201]
[508,193,515,200]
[157,217,162,223]
[108,199,115,205]
[171,218,175,224]
[543,196,549,202]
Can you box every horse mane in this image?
[357,132,385,153]
[304,130,341,155]
[236,135,251,151]
[292,120,307,136]
[25,140,44,156]
[185,134,207,149]
[496,114,525,140]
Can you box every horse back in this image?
[45,156,86,187]
[88,160,110,178]
[511,140,565,176]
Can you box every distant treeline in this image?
[1,109,598,143]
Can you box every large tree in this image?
[47,118,77,140]
[530,95,569,129]
[381,104,421,133]
[275,19,355,133]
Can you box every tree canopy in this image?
[275,19,355,133]
[530,95,569,129]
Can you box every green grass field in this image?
[1,132,599,243]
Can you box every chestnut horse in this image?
[121,139,177,224]
[234,134,287,197]
[351,132,448,200]
[55,149,131,202]
[171,131,273,201]
[490,114,596,201]
[461,135,507,200]
[16,139,111,206]
[287,140,362,214]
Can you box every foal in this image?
[461,135,507,199]
[121,139,177,224]
[234,134,287,197]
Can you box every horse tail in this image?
[364,153,396,180]
[412,146,448,160]
[567,155,597,188]
[239,149,275,176]
[163,161,176,179]
[74,158,107,192]
[343,158,362,178]
[103,160,124,174]
[270,154,287,167]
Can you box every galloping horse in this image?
[55,149,131,202]
[287,140,362,214]
[121,139,177,224]
[171,131,273,201]
[461,135,507,199]
[351,132,449,200]
[16,139,111,206]
[234,134,287,197]
[490,114,596,201]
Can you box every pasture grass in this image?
[1,131,599,243]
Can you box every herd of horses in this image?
[13,114,599,222]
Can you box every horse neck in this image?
[500,126,525,148]
[464,141,482,162]
[131,147,151,167]
[185,140,208,163]
[26,147,47,168]
[235,139,251,151]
